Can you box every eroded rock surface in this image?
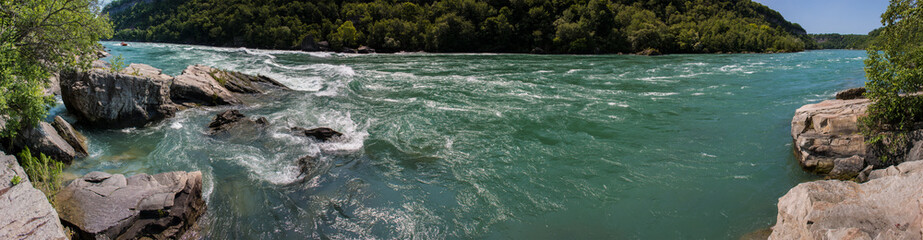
[171,65,241,106]
[0,152,68,240]
[51,116,89,157]
[769,160,923,240]
[13,122,77,163]
[60,67,177,128]
[55,171,205,240]
[791,98,871,178]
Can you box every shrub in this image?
[17,148,65,203]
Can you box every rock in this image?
[637,48,661,56]
[60,67,177,128]
[171,65,241,106]
[317,41,330,51]
[207,110,269,136]
[44,73,61,96]
[827,155,865,179]
[51,116,89,158]
[530,47,545,54]
[301,35,318,51]
[91,59,111,70]
[13,122,77,163]
[55,171,205,240]
[179,65,288,96]
[836,87,866,100]
[769,160,923,239]
[357,46,376,54]
[1,152,69,240]
[791,98,871,178]
[96,49,110,59]
[341,47,358,54]
[291,127,342,142]
[121,63,172,81]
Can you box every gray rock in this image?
[291,127,343,142]
[0,152,68,240]
[357,46,375,54]
[171,65,241,106]
[828,155,865,179]
[13,122,77,163]
[43,73,61,96]
[51,116,88,158]
[60,67,178,128]
[55,171,205,240]
[769,159,923,239]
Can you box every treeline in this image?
[105,0,813,54]
[809,28,882,49]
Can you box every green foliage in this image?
[17,148,64,202]
[0,0,113,138]
[104,0,810,54]
[10,175,21,185]
[810,32,878,49]
[861,0,923,160]
[109,54,126,72]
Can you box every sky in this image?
[753,0,890,34]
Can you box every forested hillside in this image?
[105,0,813,54]
[809,28,881,50]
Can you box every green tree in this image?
[862,0,923,160]
[0,0,112,138]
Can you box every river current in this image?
[60,42,867,239]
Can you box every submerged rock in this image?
[51,116,89,158]
[0,151,68,240]
[207,110,269,136]
[791,98,871,178]
[292,127,342,142]
[769,160,923,239]
[297,155,319,179]
[60,66,177,128]
[13,121,77,163]
[55,171,206,240]
[171,65,241,106]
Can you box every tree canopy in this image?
[104,0,812,54]
[0,0,112,137]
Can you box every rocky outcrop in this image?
[835,87,866,100]
[291,127,342,142]
[171,65,241,106]
[51,116,89,157]
[60,66,177,128]
[12,122,78,163]
[207,110,269,136]
[791,98,871,178]
[357,46,376,54]
[55,171,205,240]
[769,160,923,239]
[205,66,289,94]
[0,152,68,240]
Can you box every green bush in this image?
[861,0,923,161]
[17,148,64,203]
[109,54,127,73]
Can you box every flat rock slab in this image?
[0,152,68,240]
[55,171,205,240]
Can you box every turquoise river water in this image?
[60,42,867,239]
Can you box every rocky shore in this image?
[767,87,923,239]
[0,47,351,239]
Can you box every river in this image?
[60,42,867,239]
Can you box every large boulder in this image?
[0,152,68,240]
[769,160,923,239]
[55,171,206,240]
[60,65,178,128]
[51,116,89,157]
[171,65,241,106]
[13,122,77,163]
[791,98,872,178]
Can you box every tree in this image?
[0,0,112,138]
[862,0,923,159]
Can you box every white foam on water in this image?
[607,102,630,108]
[641,92,679,97]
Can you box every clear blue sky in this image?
[753,0,889,34]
